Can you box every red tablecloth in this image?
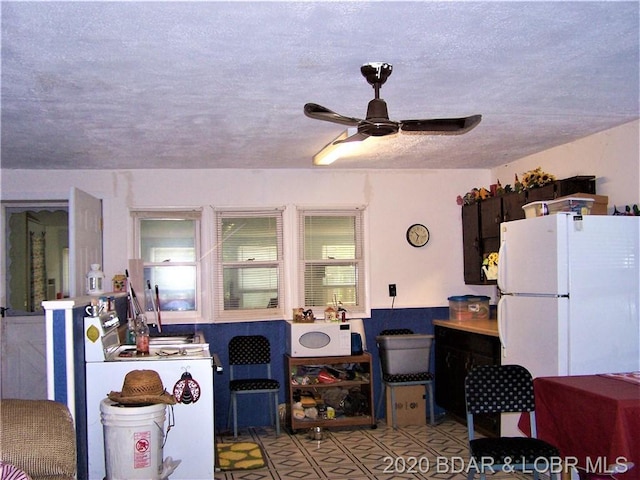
[519,374,640,480]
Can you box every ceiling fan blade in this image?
[304,103,362,127]
[400,114,482,135]
[333,131,370,145]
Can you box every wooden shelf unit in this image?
[285,353,376,433]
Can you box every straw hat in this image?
[108,369,176,405]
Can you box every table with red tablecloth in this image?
[518,373,640,480]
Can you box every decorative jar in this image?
[86,264,105,295]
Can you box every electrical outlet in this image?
[388,284,397,297]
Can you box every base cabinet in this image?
[285,353,376,433]
[434,325,501,436]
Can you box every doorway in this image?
[1,203,68,399]
[1,188,103,399]
[4,205,69,314]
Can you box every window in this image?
[298,207,367,317]
[132,209,202,322]
[215,209,284,321]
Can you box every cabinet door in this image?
[462,204,482,284]
[556,176,595,196]
[434,327,451,407]
[435,326,470,418]
[435,326,501,436]
[525,184,556,202]
[502,192,527,222]
[436,344,469,418]
[480,197,502,239]
[467,351,500,436]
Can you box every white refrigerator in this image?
[497,214,640,436]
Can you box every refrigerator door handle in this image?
[497,295,507,357]
[497,240,507,292]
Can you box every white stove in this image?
[106,342,211,361]
[83,313,219,479]
[84,314,212,361]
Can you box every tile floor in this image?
[215,416,534,480]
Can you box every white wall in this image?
[1,168,495,313]
[2,120,638,315]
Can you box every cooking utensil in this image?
[146,280,161,332]
[155,284,162,333]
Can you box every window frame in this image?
[214,207,285,322]
[296,206,369,319]
[131,208,204,324]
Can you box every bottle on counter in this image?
[135,315,150,355]
[126,317,137,345]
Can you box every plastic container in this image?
[558,193,608,215]
[101,399,166,480]
[546,197,594,215]
[376,334,433,375]
[448,295,490,321]
[522,201,549,218]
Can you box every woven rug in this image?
[216,442,266,471]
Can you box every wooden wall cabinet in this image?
[462,176,595,284]
[462,202,483,284]
[434,325,501,436]
[285,353,376,433]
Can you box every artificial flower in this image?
[520,167,556,189]
[483,252,499,267]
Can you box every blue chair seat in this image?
[470,437,560,464]
[382,372,433,383]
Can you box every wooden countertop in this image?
[433,318,499,337]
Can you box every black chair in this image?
[464,364,560,480]
[227,335,280,438]
[376,329,435,428]
[379,328,414,336]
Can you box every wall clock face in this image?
[406,223,430,247]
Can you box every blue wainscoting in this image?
[160,306,448,433]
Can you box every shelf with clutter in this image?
[613,204,640,216]
[285,353,376,433]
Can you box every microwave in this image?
[286,321,351,357]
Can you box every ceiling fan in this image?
[304,62,482,144]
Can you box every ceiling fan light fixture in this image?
[304,63,482,149]
[313,128,360,166]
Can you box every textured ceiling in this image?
[1,1,638,170]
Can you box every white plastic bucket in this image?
[100,398,166,480]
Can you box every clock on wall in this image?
[406,223,430,248]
